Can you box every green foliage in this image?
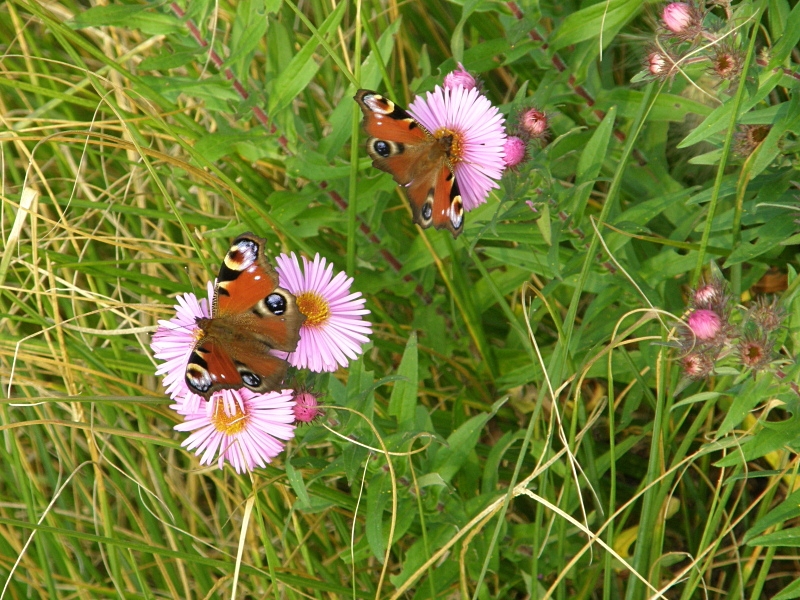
[1,0,799,598]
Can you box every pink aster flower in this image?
[151,282,213,403]
[175,388,296,473]
[687,309,721,341]
[408,85,506,211]
[275,252,372,373]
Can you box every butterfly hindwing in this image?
[185,233,305,399]
[355,89,464,237]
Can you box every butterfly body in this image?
[355,89,464,236]
[186,234,305,398]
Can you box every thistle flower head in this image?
[681,352,715,379]
[737,334,773,371]
[710,44,743,81]
[748,295,785,333]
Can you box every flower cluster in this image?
[678,273,786,381]
[151,251,368,472]
[644,2,753,94]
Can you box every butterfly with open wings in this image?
[355,89,466,237]
[185,233,305,399]
[355,86,507,237]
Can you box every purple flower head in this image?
[408,85,506,211]
[175,388,296,473]
[275,253,372,373]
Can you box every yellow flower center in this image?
[434,128,464,163]
[297,291,330,327]
[211,400,248,435]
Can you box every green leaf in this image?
[747,527,800,548]
[267,1,346,115]
[767,1,800,67]
[744,488,800,544]
[388,333,418,428]
[432,398,506,482]
[571,105,616,224]
[285,459,312,509]
[774,577,800,600]
[365,472,390,561]
[551,0,641,49]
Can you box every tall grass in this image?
[1,0,799,598]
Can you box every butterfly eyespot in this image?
[421,200,433,222]
[241,371,261,388]
[186,363,213,393]
[265,293,288,315]
[373,140,391,158]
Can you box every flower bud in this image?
[662,2,693,33]
[293,391,323,424]
[503,135,527,167]
[520,108,548,139]
[443,63,478,91]
[687,309,721,341]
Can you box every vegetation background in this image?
[1,0,799,597]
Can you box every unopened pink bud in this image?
[648,52,667,75]
[662,2,693,33]
[503,135,527,167]
[520,108,548,138]
[688,309,721,341]
[443,63,478,91]
[293,392,322,423]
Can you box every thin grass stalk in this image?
[691,1,766,286]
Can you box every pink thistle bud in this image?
[738,334,772,371]
[691,277,727,310]
[293,391,323,424]
[682,352,714,379]
[503,135,527,167]
[662,2,693,33]
[443,63,478,91]
[647,52,668,76]
[688,309,722,341]
[520,108,548,139]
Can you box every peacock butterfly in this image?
[354,89,464,237]
[186,233,305,399]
